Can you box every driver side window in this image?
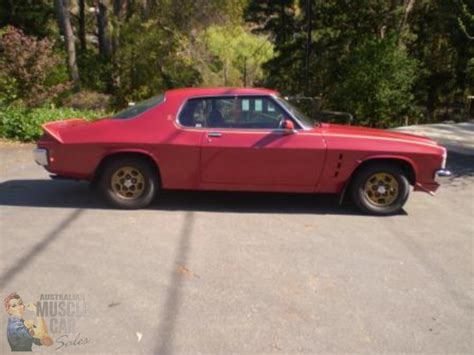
[236,97,285,129]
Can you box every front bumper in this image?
[435,169,452,181]
[33,148,48,166]
[414,169,452,195]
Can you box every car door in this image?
[197,95,326,192]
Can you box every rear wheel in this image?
[351,163,410,215]
[100,158,157,209]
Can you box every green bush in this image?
[0,106,106,142]
[60,90,111,111]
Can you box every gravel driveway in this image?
[0,139,473,354]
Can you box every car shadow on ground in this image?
[0,179,364,215]
[445,151,474,178]
[1,151,468,215]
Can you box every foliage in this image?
[0,75,18,106]
[0,106,105,142]
[0,0,56,38]
[407,0,473,121]
[329,37,418,127]
[112,15,200,106]
[60,91,112,111]
[0,0,472,140]
[0,26,69,107]
[457,0,474,40]
[245,0,473,123]
[195,25,274,87]
[77,50,113,93]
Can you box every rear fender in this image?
[92,149,161,187]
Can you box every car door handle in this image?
[207,132,222,138]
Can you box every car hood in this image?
[316,123,438,146]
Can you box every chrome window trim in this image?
[270,94,311,130]
[175,94,311,132]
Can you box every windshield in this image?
[113,94,164,119]
[275,96,315,129]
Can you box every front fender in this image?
[359,154,419,181]
[337,154,418,204]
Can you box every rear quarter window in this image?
[113,94,164,119]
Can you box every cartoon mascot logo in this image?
[4,292,53,352]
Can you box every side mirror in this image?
[282,119,296,134]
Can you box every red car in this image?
[34,87,450,215]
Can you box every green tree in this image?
[0,0,56,38]
[246,0,473,124]
[329,36,418,127]
[407,0,473,120]
[195,25,274,87]
[112,16,200,105]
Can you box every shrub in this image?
[0,26,69,107]
[0,106,106,142]
[61,90,111,111]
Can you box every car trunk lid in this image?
[42,118,91,143]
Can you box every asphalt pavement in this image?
[0,131,473,354]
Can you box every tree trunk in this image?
[7,0,16,19]
[113,0,131,18]
[54,0,80,87]
[79,0,86,51]
[304,0,313,95]
[96,0,112,59]
[113,0,123,17]
[141,0,156,18]
[126,0,134,19]
[398,0,416,45]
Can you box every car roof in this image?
[165,87,279,99]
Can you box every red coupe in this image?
[34,87,450,215]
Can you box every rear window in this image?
[113,94,164,119]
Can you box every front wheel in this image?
[350,164,410,215]
[99,158,158,209]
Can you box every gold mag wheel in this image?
[111,166,145,199]
[363,172,399,207]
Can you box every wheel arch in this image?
[92,150,162,188]
[355,156,417,185]
[339,155,417,204]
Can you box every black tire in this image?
[350,163,410,215]
[99,157,158,209]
